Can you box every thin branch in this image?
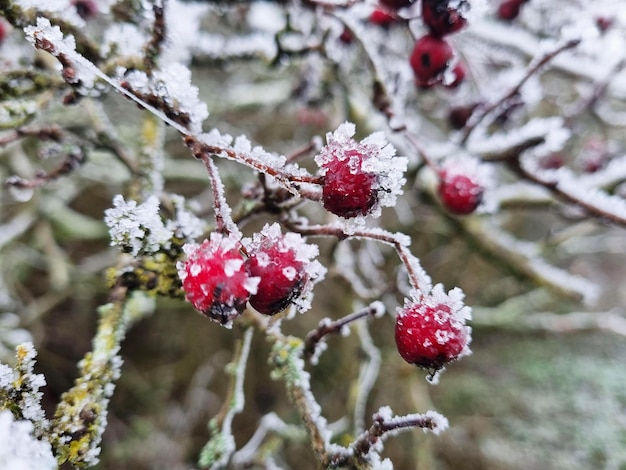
[461,39,581,144]
[304,301,384,361]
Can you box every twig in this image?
[460,39,581,144]
[304,301,384,360]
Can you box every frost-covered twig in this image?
[461,39,581,143]
[49,288,154,468]
[339,407,448,468]
[304,301,385,361]
[199,327,253,469]
[287,222,432,295]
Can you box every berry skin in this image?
[72,0,98,19]
[369,8,398,28]
[243,223,324,315]
[178,234,259,326]
[497,0,523,21]
[322,152,378,218]
[438,172,483,215]
[395,300,470,371]
[421,0,468,37]
[410,35,453,83]
[246,240,305,316]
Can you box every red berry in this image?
[0,20,8,44]
[410,35,453,83]
[322,154,378,218]
[421,0,468,37]
[246,238,304,316]
[72,0,98,20]
[339,27,353,44]
[244,224,324,315]
[539,153,565,170]
[438,172,483,215]
[380,0,414,9]
[316,123,406,219]
[179,233,258,326]
[395,297,470,371]
[369,8,398,28]
[497,0,522,21]
[596,16,614,33]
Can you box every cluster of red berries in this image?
[394,286,471,372]
[497,0,530,21]
[410,0,469,89]
[178,225,323,326]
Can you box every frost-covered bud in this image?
[410,35,453,84]
[437,156,492,215]
[395,285,471,371]
[421,0,468,37]
[243,223,325,315]
[178,233,259,327]
[315,122,407,221]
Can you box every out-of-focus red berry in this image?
[422,0,468,37]
[438,172,483,215]
[410,34,453,83]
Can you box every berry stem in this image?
[286,222,430,295]
[200,154,241,237]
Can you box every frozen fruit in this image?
[178,233,259,326]
[422,0,468,37]
[395,296,470,371]
[410,35,453,83]
[438,172,483,215]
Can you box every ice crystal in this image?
[0,411,56,470]
[105,195,173,256]
[122,64,208,133]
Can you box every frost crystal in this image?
[165,195,206,241]
[0,343,49,438]
[0,411,56,470]
[122,64,209,133]
[104,195,173,256]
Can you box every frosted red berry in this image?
[244,224,324,315]
[315,123,406,220]
[322,152,378,218]
[421,0,468,37]
[179,234,258,326]
[438,172,483,215]
[410,35,453,84]
[395,300,469,371]
[246,242,305,316]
